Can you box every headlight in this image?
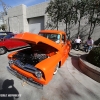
[9,60,13,65]
[34,70,42,79]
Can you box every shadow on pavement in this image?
[55,71,82,100]
[58,82,81,100]
[0,79,19,100]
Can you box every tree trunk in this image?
[90,14,98,36]
[89,21,93,36]
[65,21,68,38]
[77,19,81,36]
[68,22,71,39]
[89,6,95,37]
[57,21,58,30]
[90,24,95,36]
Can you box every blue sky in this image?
[0,0,48,11]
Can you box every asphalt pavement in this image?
[0,49,100,100]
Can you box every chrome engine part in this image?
[13,49,48,66]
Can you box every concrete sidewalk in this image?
[68,49,100,99]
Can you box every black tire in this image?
[0,47,7,55]
[53,63,59,75]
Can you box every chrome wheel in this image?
[0,47,7,55]
[53,64,59,75]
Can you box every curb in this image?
[79,54,100,83]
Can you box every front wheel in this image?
[53,64,59,75]
[0,47,7,55]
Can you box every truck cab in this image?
[38,30,67,45]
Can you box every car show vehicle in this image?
[0,33,28,55]
[0,32,13,39]
[7,30,71,87]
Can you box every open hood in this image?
[11,32,61,53]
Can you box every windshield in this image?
[3,34,14,39]
[39,33,61,43]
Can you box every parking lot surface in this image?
[0,50,100,100]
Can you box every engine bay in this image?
[13,48,48,66]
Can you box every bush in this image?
[94,38,100,45]
[87,47,100,67]
[1,24,7,31]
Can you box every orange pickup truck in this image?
[7,30,71,87]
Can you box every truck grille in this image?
[10,60,37,74]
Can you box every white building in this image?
[4,2,49,33]
[3,1,100,41]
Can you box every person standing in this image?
[74,36,81,50]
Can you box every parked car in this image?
[0,33,28,55]
[0,32,13,39]
[7,30,71,87]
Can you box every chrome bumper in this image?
[7,66,43,89]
